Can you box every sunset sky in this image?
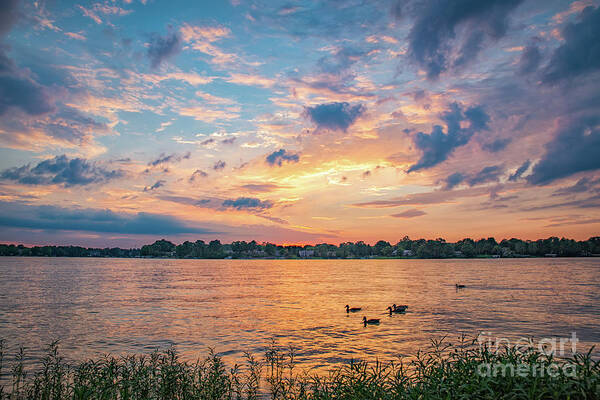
[0,0,599,247]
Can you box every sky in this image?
[0,0,599,247]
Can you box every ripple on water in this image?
[0,257,598,371]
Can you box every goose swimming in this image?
[345,305,362,313]
[388,305,408,315]
[363,316,380,326]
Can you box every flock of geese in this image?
[346,283,467,327]
[345,303,409,327]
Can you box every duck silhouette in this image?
[387,304,408,315]
[363,316,380,326]
[345,305,362,313]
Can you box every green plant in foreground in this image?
[0,337,598,399]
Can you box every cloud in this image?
[528,115,600,185]
[0,0,19,38]
[200,138,215,146]
[222,197,273,210]
[179,23,240,66]
[391,209,427,218]
[240,183,286,193]
[353,186,491,208]
[1,155,124,187]
[0,49,54,116]
[246,1,391,39]
[508,160,531,181]
[177,105,239,122]
[553,177,600,196]
[77,3,132,25]
[147,31,182,69]
[144,180,165,192]
[407,0,523,79]
[518,44,542,75]
[189,169,208,182]
[317,46,371,75]
[304,102,365,132]
[148,152,190,167]
[482,138,511,152]
[467,165,503,186]
[407,102,489,172]
[444,172,465,189]
[0,106,109,151]
[226,73,275,88]
[213,160,226,170]
[265,149,300,166]
[0,201,215,235]
[542,6,600,83]
[520,194,600,212]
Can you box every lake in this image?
[0,257,599,371]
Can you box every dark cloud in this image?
[0,49,54,116]
[265,149,300,166]
[482,137,511,152]
[147,31,182,69]
[518,44,542,75]
[304,102,365,132]
[144,180,165,192]
[159,195,212,207]
[542,6,600,84]
[200,138,215,146]
[407,102,489,172]
[213,160,226,170]
[0,201,215,235]
[528,116,600,185]
[221,137,236,145]
[1,155,123,187]
[520,194,600,212]
[553,177,600,196]
[222,197,273,210]
[353,186,491,208]
[508,160,531,182]
[407,0,523,79]
[0,0,19,38]
[148,152,190,167]
[467,165,502,186]
[444,172,465,189]
[544,218,600,228]
[391,209,426,218]
[189,169,208,182]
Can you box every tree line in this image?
[1,236,599,259]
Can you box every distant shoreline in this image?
[0,255,599,260]
[2,236,599,259]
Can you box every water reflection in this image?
[0,258,598,370]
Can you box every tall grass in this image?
[0,337,598,399]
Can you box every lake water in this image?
[0,257,599,371]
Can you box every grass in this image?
[0,337,598,399]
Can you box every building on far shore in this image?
[299,249,315,258]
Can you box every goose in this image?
[363,316,380,326]
[387,305,408,315]
[345,305,362,313]
[455,284,466,289]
